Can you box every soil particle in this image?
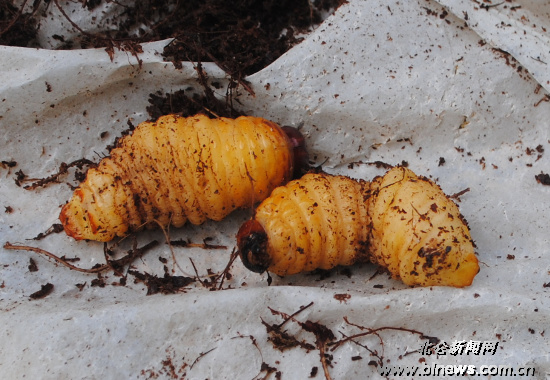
[29,282,54,299]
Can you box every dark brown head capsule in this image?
[237,219,271,273]
[281,126,309,179]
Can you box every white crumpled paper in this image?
[2,0,550,379]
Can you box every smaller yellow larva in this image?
[237,168,479,288]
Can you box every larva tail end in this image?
[281,126,309,179]
[59,202,84,241]
[59,194,117,242]
[237,219,271,273]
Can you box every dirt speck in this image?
[29,283,54,300]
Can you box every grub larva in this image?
[60,114,307,242]
[237,167,479,287]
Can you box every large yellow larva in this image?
[60,114,307,242]
[237,167,479,287]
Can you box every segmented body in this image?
[60,114,294,241]
[366,167,479,287]
[238,167,479,287]
[251,173,370,276]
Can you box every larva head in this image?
[281,126,309,179]
[237,219,271,273]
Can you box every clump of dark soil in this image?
[2,0,344,118]
[1,0,344,77]
[0,2,38,46]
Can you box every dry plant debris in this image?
[261,302,435,380]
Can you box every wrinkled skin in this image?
[61,114,299,242]
[238,168,479,288]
